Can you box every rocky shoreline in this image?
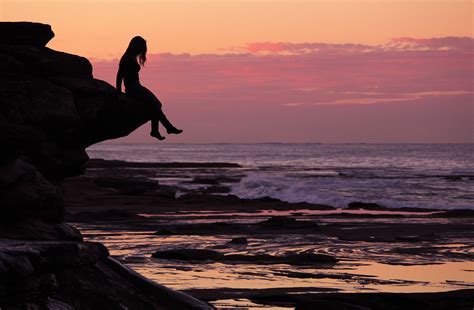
[65,158,474,309]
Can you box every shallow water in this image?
[76,210,474,304]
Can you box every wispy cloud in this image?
[286,90,473,106]
[237,37,474,54]
[388,37,474,51]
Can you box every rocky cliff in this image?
[0,22,211,309]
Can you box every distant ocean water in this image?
[87,143,474,210]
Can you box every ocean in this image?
[86,143,474,210]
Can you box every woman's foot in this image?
[167,127,183,134]
[150,131,165,140]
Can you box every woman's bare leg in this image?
[156,110,183,134]
[150,118,165,140]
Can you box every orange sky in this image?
[2,0,473,59]
[2,1,472,143]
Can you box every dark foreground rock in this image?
[0,22,211,309]
[0,241,211,309]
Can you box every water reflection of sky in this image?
[76,216,473,295]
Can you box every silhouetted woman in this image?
[116,36,182,140]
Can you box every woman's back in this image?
[119,54,140,90]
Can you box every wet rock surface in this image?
[152,249,337,265]
[184,288,474,310]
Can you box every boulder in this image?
[0,22,54,47]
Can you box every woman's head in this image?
[125,36,147,66]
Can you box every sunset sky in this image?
[2,0,473,143]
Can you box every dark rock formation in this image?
[347,201,386,210]
[152,249,337,265]
[0,22,54,47]
[153,249,224,261]
[86,158,242,168]
[228,237,248,245]
[184,287,474,310]
[0,22,211,309]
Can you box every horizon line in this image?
[90,142,474,146]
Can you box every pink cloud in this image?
[92,37,473,143]
[244,42,286,53]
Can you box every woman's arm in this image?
[116,66,123,93]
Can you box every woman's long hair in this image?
[124,36,147,66]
